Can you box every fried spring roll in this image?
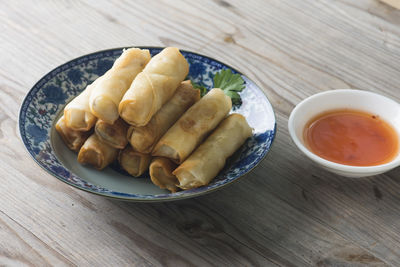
[95,118,129,149]
[152,88,232,163]
[90,48,151,124]
[149,157,179,193]
[118,146,152,177]
[127,81,200,153]
[173,114,252,190]
[119,47,189,126]
[77,134,118,170]
[64,78,101,131]
[55,116,91,152]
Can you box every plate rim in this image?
[18,46,277,202]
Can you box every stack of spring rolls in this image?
[56,47,252,192]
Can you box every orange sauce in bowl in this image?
[304,109,399,166]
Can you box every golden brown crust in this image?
[89,48,151,124]
[55,116,91,152]
[149,157,179,192]
[127,80,200,153]
[152,88,232,163]
[119,47,189,126]
[118,146,152,177]
[95,118,129,149]
[77,134,119,170]
[173,114,252,190]
[127,120,159,154]
[64,79,100,132]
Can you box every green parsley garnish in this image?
[191,69,245,105]
[190,80,208,97]
[213,69,245,105]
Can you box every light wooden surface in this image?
[1,0,400,266]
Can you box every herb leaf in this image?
[213,69,245,105]
[190,69,245,105]
[191,80,208,97]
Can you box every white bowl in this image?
[288,89,400,177]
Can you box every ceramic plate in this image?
[19,47,276,201]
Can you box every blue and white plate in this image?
[19,47,276,201]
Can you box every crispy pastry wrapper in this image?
[95,118,129,149]
[90,48,151,123]
[118,146,152,177]
[64,78,101,131]
[77,134,119,170]
[55,115,91,152]
[127,81,200,153]
[173,114,252,190]
[152,88,232,163]
[119,47,189,126]
[149,157,179,193]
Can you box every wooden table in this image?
[1,0,400,266]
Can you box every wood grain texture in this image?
[1,0,400,265]
[380,0,400,9]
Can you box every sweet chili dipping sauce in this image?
[304,109,399,166]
